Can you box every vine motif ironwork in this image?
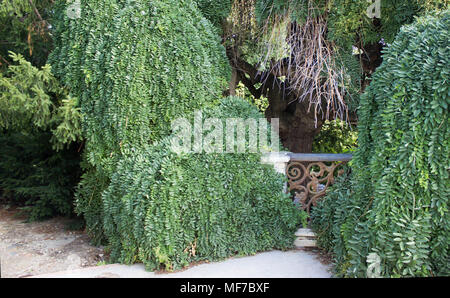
[286,160,348,215]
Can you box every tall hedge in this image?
[50,0,230,174]
[312,11,449,277]
[102,98,302,270]
[0,52,82,220]
[50,0,301,269]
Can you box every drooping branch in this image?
[256,2,352,125]
[28,0,45,23]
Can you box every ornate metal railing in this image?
[286,153,352,215]
[261,152,352,215]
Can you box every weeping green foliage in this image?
[311,168,357,273]
[51,0,300,268]
[194,0,232,28]
[101,97,302,271]
[74,159,110,246]
[0,52,82,150]
[49,0,230,174]
[312,11,450,277]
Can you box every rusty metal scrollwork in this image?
[287,160,348,215]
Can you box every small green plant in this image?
[312,119,358,153]
[236,82,269,112]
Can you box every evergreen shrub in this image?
[311,11,449,277]
[0,52,82,220]
[102,98,303,271]
[0,132,81,221]
[50,0,302,268]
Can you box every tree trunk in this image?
[266,100,323,153]
[284,130,316,153]
[227,55,324,153]
[263,80,323,153]
[228,69,238,96]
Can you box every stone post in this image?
[262,152,319,248]
[261,152,290,192]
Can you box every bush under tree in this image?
[50,0,302,269]
[0,52,82,220]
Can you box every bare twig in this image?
[28,0,44,23]
[257,0,351,126]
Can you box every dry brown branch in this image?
[257,0,351,126]
[28,0,44,23]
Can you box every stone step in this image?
[294,238,317,248]
[295,228,316,238]
[294,228,317,248]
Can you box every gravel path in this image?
[1,204,332,278]
[0,205,104,278]
[32,250,332,278]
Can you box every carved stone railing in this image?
[262,152,352,215]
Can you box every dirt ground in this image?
[0,204,333,278]
[0,205,105,278]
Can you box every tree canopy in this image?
[222,0,447,152]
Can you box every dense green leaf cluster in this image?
[101,98,302,270]
[50,0,230,175]
[74,158,110,245]
[312,11,449,277]
[0,132,81,221]
[50,0,301,269]
[0,52,82,150]
[310,168,354,271]
[0,0,53,69]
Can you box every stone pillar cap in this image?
[261,152,291,164]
